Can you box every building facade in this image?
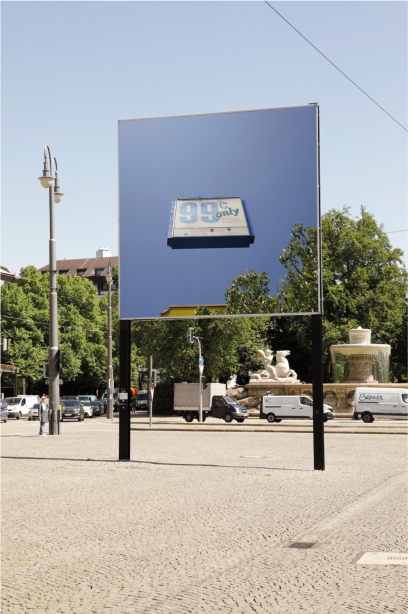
[38,248,118,296]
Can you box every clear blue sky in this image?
[1,1,407,276]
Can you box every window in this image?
[59,270,69,276]
[77,269,87,277]
[94,268,104,277]
[402,394,408,404]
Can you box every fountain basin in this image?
[330,328,391,384]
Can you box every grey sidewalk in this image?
[2,418,407,613]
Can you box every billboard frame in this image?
[117,104,324,471]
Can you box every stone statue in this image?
[227,374,237,389]
[249,350,299,383]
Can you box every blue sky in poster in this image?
[119,105,318,319]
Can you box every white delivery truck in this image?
[6,395,40,419]
[260,395,334,423]
[174,383,248,423]
[353,387,408,422]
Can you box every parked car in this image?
[91,400,104,416]
[60,399,84,421]
[29,402,49,421]
[136,391,148,411]
[78,394,97,403]
[1,399,8,423]
[102,391,119,412]
[5,395,39,419]
[82,400,93,418]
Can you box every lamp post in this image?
[106,259,114,421]
[38,146,64,435]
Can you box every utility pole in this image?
[188,328,203,423]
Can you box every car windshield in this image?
[82,401,90,406]
[6,398,20,405]
[32,404,39,409]
[62,396,76,400]
[224,396,238,404]
[300,396,313,406]
[91,401,99,406]
[138,392,147,399]
[64,401,78,407]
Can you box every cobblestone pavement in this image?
[2,418,407,613]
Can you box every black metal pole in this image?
[312,313,325,470]
[119,320,131,460]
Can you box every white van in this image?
[6,395,40,419]
[260,395,334,423]
[353,388,408,423]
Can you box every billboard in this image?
[119,105,320,320]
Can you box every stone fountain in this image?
[330,327,391,384]
[229,329,401,415]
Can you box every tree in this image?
[225,269,279,315]
[1,266,109,393]
[274,207,408,382]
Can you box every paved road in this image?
[128,415,407,434]
[2,418,407,613]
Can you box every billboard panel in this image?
[119,105,320,319]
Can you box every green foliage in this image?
[274,207,407,382]
[277,224,318,312]
[1,266,108,393]
[131,304,268,388]
[225,269,279,314]
[1,267,48,386]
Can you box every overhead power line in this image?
[264,1,407,132]
[385,229,408,234]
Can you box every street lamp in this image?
[106,258,114,421]
[38,145,64,435]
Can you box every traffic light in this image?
[42,362,47,378]
[188,327,194,343]
[152,369,157,387]
[56,348,61,373]
[201,376,207,389]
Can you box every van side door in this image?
[211,396,225,419]
[400,393,408,419]
[299,396,313,419]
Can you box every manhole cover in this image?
[286,542,318,549]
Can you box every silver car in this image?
[29,402,49,421]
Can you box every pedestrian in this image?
[39,395,48,436]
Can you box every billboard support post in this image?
[119,320,131,461]
[148,355,153,428]
[193,334,203,423]
[312,313,324,470]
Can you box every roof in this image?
[38,256,118,278]
[160,304,227,317]
[0,266,22,284]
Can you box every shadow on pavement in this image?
[1,456,312,471]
